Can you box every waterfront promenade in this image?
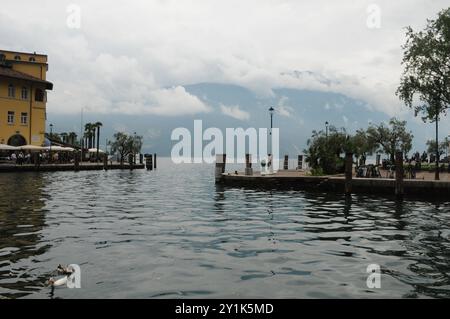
[0,162,145,172]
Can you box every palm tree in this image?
[68,132,78,146]
[60,132,68,144]
[92,125,96,150]
[94,122,103,162]
[84,123,94,148]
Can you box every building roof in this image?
[0,49,47,57]
[0,65,53,90]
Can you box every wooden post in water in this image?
[395,151,404,197]
[215,154,226,183]
[103,154,108,170]
[74,152,79,171]
[345,152,353,195]
[154,153,157,169]
[139,154,143,165]
[245,154,253,176]
[128,153,134,170]
[146,155,153,170]
[284,155,289,170]
[297,155,303,170]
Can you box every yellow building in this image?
[0,49,53,146]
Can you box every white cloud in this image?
[277,96,294,117]
[0,0,448,116]
[109,86,211,116]
[343,115,349,125]
[220,104,250,121]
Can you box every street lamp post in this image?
[49,123,53,163]
[325,121,329,139]
[80,107,84,165]
[133,132,137,165]
[269,107,274,152]
[268,107,275,174]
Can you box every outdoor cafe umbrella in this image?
[19,145,46,151]
[0,144,19,151]
[88,148,105,153]
[43,146,75,152]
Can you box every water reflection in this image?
[0,173,51,298]
[0,161,449,299]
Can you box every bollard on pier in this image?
[345,152,353,195]
[146,154,153,171]
[395,151,404,197]
[245,154,253,176]
[215,154,226,183]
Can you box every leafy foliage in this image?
[304,119,413,175]
[109,132,143,164]
[366,118,414,162]
[397,7,450,179]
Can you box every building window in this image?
[29,57,36,62]
[21,112,28,125]
[7,111,14,124]
[21,87,28,100]
[14,55,21,61]
[0,54,5,61]
[35,88,45,102]
[8,84,15,98]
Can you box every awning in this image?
[0,144,20,151]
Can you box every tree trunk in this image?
[91,129,95,149]
[435,113,440,181]
[390,152,395,164]
[96,127,100,162]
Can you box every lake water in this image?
[0,158,449,299]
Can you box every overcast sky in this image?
[0,0,448,118]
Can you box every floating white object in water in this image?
[48,276,68,287]
[47,264,76,288]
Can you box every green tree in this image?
[304,126,348,175]
[348,129,377,165]
[68,132,78,146]
[109,132,143,165]
[84,123,94,148]
[366,118,413,163]
[426,138,449,157]
[397,8,450,180]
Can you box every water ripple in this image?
[0,159,449,298]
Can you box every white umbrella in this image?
[43,146,72,152]
[0,144,19,151]
[88,148,105,153]
[19,145,46,151]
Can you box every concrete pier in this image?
[219,170,450,197]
